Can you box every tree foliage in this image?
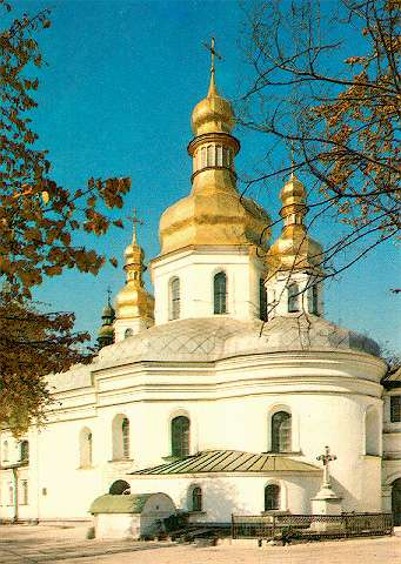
[240,0,400,276]
[0,293,91,435]
[0,1,130,433]
[0,1,130,299]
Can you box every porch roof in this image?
[130,450,321,476]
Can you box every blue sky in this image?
[9,0,401,353]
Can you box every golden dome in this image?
[191,72,235,136]
[159,62,270,256]
[115,221,154,322]
[267,172,323,274]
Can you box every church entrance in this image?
[391,478,401,526]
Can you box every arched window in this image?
[288,283,300,313]
[264,484,280,511]
[21,480,28,505]
[109,479,131,495]
[207,144,214,166]
[122,418,130,459]
[112,414,130,460]
[191,485,202,512]
[79,428,92,468]
[124,328,133,338]
[3,440,8,462]
[201,147,207,167]
[216,145,223,166]
[169,277,180,320]
[171,415,190,458]
[20,440,29,464]
[365,406,380,455]
[271,411,292,453]
[259,278,268,321]
[214,271,227,314]
[308,284,319,315]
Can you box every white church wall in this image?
[151,248,265,325]
[128,474,322,521]
[35,419,102,519]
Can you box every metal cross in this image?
[317,445,337,487]
[106,286,113,306]
[127,208,144,243]
[203,37,222,74]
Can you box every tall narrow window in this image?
[271,411,292,453]
[214,272,227,314]
[20,480,28,505]
[122,418,130,459]
[79,428,93,468]
[216,146,223,166]
[207,144,214,166]
[264,484,280,511]
[288,283,300,313]
[391,396,401,423]
[170,277,180,320]
[171,416,190,458]
[112,414,130,460]
[259,278,268,321]
[3,441,8,462]
[20,440,29,464]
[191,485,202,512]
[309,284,319,315]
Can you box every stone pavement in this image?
[0,523,400,563]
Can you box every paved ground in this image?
[0,522,400,563]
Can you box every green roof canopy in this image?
[89,494,152,514]
[130,450,321,476]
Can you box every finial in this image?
[107,286,112,307]
[203,37,222,95]
[127,208,144,244]
[290,141,295,180]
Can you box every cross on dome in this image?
[203,37,222,76]
[127,208,144,244]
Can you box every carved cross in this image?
[203,37,222,74]
[317,445,337,487]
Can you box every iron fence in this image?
[231,512,393,541]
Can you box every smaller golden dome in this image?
[115,218,154,323]
[267,171,323,274]
[191,72,235,136]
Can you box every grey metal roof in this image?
[98,314,381,366]
[130,450,321,476]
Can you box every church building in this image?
[0,55,400,529]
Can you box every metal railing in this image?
[231,512,393,541]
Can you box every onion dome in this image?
[191,72,235,136]
[267,171,323,274]
[97,299,115,350]
[158,62,270,256]
[115,219,154,324]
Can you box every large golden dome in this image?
[158,67,270,256]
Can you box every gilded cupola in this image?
[158,39,270,257]
[267,171,323,275]
[191,71,235,136]
[114,214,154,340]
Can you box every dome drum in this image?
[187,132,240,157]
